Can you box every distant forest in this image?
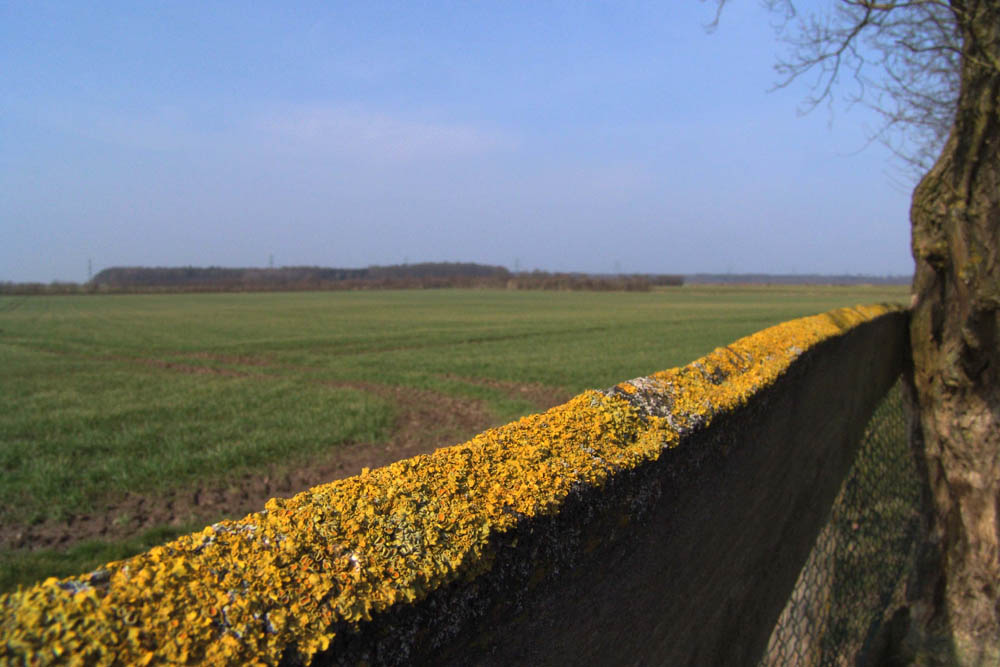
[91,263,513,289]
[1,263,685,294]
[1,264,913,295]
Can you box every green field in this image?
[0,285,908,591]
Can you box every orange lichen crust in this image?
[0,304,901,666]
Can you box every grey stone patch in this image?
[692,361,729,385]
[56,579,93,595]
[601,376,675,419]
[602,375,713,439]
[601,376,709,438]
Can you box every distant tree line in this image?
[505,271,681,291]
[0,263,685,295]
[1,267,922,295]
[686,273,912,286]
[90,263,513,288]
[0,282,86,296]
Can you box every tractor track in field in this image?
[2,373,571,552]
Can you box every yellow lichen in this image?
[615,382,638,395]
[0,304,901,666]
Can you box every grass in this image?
[0,523,203,594]
[0,348,393,525]
[0,284,908,590]
[760,383,922,664]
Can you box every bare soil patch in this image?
[133,357,253,378]
[3,380,568,552]
[440,374,572,411]
[183,352,274,367]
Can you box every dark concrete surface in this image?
[304,310,908,667]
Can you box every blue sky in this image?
[1,1,916,282]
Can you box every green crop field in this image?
[0,285,908,591]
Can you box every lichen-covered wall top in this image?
[0,304,902,666]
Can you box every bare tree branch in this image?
[708,0,967,177]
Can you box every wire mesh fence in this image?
[759,380,922,666]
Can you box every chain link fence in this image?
[760,380,922,666]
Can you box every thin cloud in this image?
[21,98,516,165]
[254,105,518,163]
[17,102,203,153]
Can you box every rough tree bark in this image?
[710,0,998,659]
[908,1,1000,662]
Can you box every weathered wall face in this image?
[0,306,908,667]
[426,309,909,666]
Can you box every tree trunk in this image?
[907,2,1000,663]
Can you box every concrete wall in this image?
[0,306,908,666]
